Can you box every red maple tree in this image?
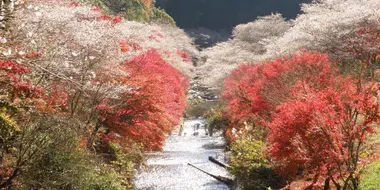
[223,51,380,188]
[223,52,334,132]
[97,49,188,150]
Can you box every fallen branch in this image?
[187,163,234,186]
[208,156,229,168]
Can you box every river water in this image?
[134,118,231,190]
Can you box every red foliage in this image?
[97,50,188,150]
[68,2,79,7]
[223,52,333,129]
[176,49,191,62]
[78,136,88,151]
[112,16,122,24]
[148,30,164,42]
[151,30,164,38]
[97,14,123,24]
[0,59,68,114]
[222,51,380,188]
[0,59,42,100]
[24,51,43,59]
[350,23,380,65]
[267,78,379,185]
[120,39,142,53]
[0,60,71,188]
[91,5,102,12]
[98,15,112,21]
[36,82,69,113]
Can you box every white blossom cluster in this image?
[198,13,290,88]
[5,0,197,97]
[265,0,380,60]
[199,0,380,89]
[114,21,198,76]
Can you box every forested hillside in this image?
[198,0,380,189]
[0,0,196,188]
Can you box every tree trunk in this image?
[324,178,330,190]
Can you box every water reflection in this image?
[134,119,231,190]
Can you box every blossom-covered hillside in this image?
[0,0,197,188]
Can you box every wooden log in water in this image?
[187,163,234,186]
[208,156,229,168]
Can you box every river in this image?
[134,118,231,190]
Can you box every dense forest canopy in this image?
[156,0,311,30]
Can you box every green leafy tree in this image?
[230,135,282,190]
